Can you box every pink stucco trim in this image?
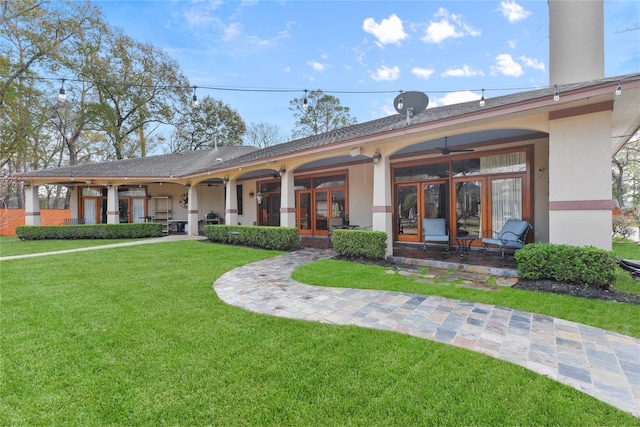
[107,211,119,215]
[225,208,238,214]
[280,207,296,213]
[188,210,198,214]
[372,205,392,212]
[549,200,614,210]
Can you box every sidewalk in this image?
[0,234,205,261]
[214,248,640,418]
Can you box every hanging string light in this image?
[479,88,485,107]
[553,84,560,102]
[397,91,404,110]
[303,89,308,110]
[615,80,622,96]
[58,78,66,102]
[191,85,198,107]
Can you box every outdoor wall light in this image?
[278,165,286,177]
[222,176,229,185]
[185,182,191,189]
[249,191,255,198]
[256,191,263,205]
[372,148,382,165]
[106,183,113,189]
[23,182,30,188]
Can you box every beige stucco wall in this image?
[347,162,375,228]
[548,110,612,249]
[532,138,550,243]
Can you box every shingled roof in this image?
[213,73,639,167]
[23,145,258,178]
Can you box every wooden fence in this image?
[0,209,71,236]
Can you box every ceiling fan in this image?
[436,137,474,155]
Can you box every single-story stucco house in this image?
[18,1,640,257]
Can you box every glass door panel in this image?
[267,194,281,226]
[314,191,329,233]
[331,190,346,222]
[422,182,448,219]
[132,198,145,223]
[118,199,130,223]
[455,180,482,237]
[491,177,522,232]
[397,184,418,239]
[298,191,312,232]
[83,199,97,224]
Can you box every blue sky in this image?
[96,0,639,139]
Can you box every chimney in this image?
[548,0,604,85]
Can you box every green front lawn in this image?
[0,236,142,257]
[1,241,637,425]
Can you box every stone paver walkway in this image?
[214,248,640,418]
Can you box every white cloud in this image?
[499,1,532,23]
[508,39,517,49]
[519,55,545,71]
[442,64,485,77]
[370,65,400,81]
[222,22,242,41]
[282,66,291,73]
[421,8,480,44]
[362,14,408,47]
[430,90,481,107]
[308,60,326,72]
[411,67,435,80]
[491,53,523,77]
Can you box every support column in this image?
[187,185,199,235]
[371,150,393,257]
[280,170,296,227]
[24,185,40,226]
[107,185,119,224]
[225,178,238,226]
[69,187,79,219]
[548,108,613,250]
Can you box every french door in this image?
[397,181,449,242]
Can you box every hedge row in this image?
[331,229,387,259]
[515,243,617,289]
[204,225,299,251]
[15,223,163,240]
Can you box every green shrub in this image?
[204,225,299,251]
[331,229,387,259]
[515,243,617,289]
[15,223,163,240]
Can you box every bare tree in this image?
[244,122,285,148]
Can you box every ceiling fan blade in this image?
[449,148,475,152]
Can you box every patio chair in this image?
[482,219,532,257]
[422,218,450,251]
